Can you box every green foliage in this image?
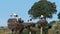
[50,21,60,30]
[21,29,29,34]
[49,21,56,26]
[0,20,60,34]
[40,0,47,1]
[28,0,57,19]
[58,12,60,19]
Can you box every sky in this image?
[0,0,60,26]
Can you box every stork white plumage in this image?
[41,15,44,18]
[10,13,17,17]
[10,13,20,21]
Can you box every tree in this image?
[28,0,57,34]
[51,21,60,30]
[28,0,57,19]
[57,12,60,19]
[49,20,56,26]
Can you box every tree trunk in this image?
[40,27,43,34]
[29,31,31,34]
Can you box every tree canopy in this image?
[58,12,60,19]
[28,0,57,19]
